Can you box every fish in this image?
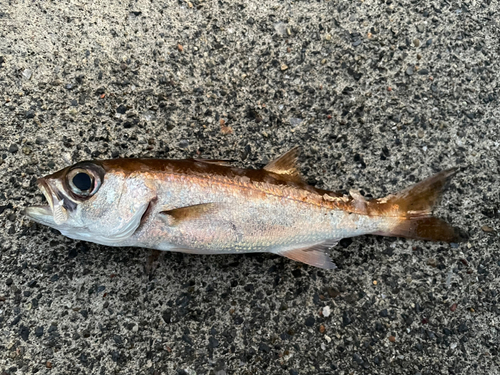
[25,147,463,269]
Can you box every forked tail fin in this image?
[374,168,464,242]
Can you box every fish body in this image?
[26,148,462,269]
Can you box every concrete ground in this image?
[1,0,499,374]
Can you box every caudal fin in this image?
[374,168,464,242]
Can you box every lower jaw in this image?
[25,205,53,223]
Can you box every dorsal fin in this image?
[192,159,234,167]
[263,146,303,182]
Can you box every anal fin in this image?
[278,240,338,269]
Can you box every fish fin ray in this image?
[374,217,465,242]
[263,146,303,183]
[374,168,465,242]
[192,159,234,167]
[160,203,220,225]
[382,168,458,217]
[278,240,338,269]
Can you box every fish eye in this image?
[67,167,102,198]
[72,172,92,191]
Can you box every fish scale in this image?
[25,147,463,269]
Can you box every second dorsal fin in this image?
[263,146,303,182]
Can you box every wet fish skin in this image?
[25,148,462,269]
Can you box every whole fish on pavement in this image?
[25,147,463,269]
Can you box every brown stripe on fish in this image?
[95,158,350,211]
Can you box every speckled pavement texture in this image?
[0,0,499,374]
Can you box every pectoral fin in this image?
[159,203,220,225]
[278,240,338,269]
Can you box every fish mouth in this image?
[25,178,56,225]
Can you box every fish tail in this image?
[373,168,465,242]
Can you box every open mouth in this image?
[37,178,55,210]
[25,205,53,219]
[25,178,55,224]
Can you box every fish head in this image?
[26,161,154,245]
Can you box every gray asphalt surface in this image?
[1,0,499,374]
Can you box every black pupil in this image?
[72,172,92,191]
